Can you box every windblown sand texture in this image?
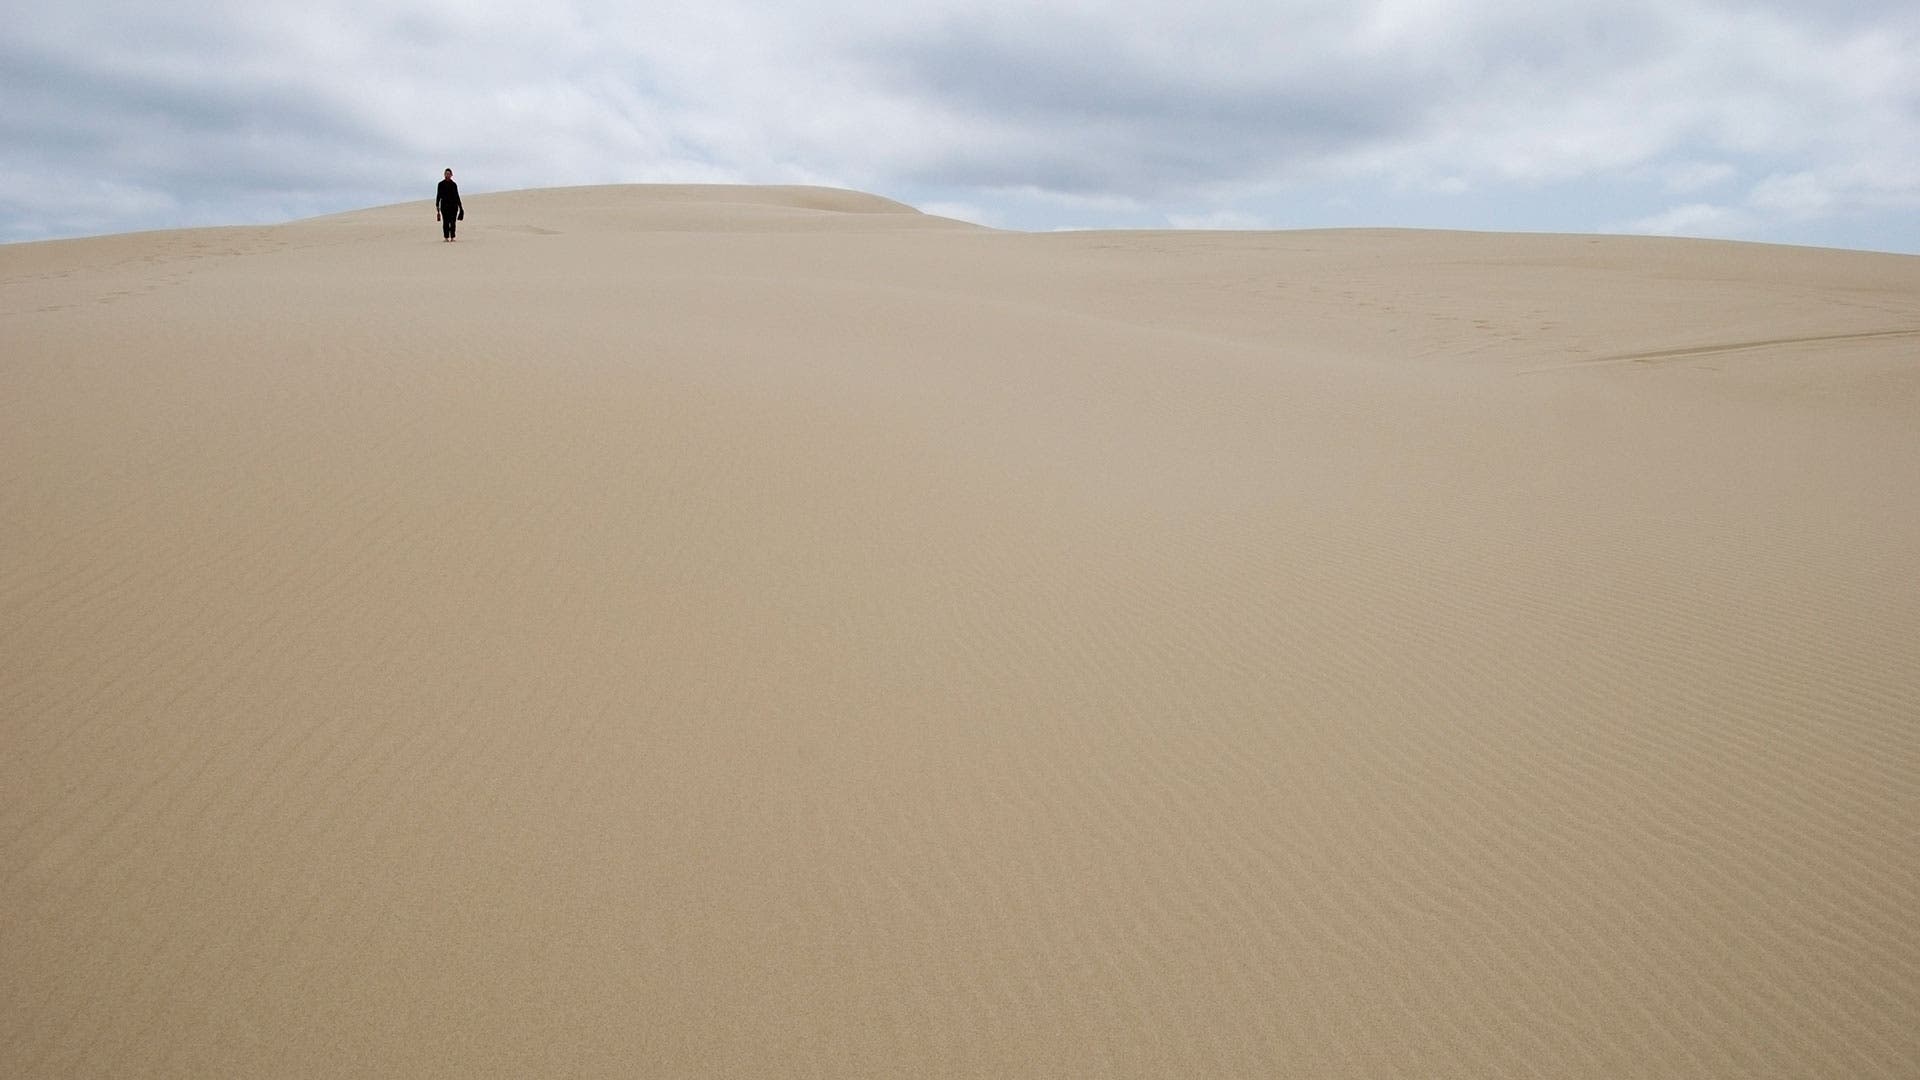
[5,185,1920,1078]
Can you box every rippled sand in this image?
[5,186,1918,1077]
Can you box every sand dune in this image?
[4,184,1918,1078]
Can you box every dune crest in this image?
[4,188,1919,1078]
[304,182,963,235]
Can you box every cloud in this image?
[1620,156,1920,246]
[1166,209,1272,230]
[1619,201,1751,238]
[847,7,1429,194]
[1661,163,1739,194]
[3,1,1917,250]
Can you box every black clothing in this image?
[437,177,462,239]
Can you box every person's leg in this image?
[442,213,454,240]
[448,210,458,241]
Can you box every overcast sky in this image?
[5,0,1917,250]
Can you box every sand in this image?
[4,184,1918,1078]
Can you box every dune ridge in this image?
[4,185,1919,1078]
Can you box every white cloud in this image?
[1166,209,1272,230]
[3,1,1917,250]
[1618,202,1751,239]
[1662,162,1739,194]
[1750,162,1920,219]
[1750,172,1839,217]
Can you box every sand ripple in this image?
[5,187,1919,1077]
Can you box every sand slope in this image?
[4,185,1919,1078]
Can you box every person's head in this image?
[444,168,454,179]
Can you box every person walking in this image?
[436,168,463,241]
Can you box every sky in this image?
[4,0,1917,251]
